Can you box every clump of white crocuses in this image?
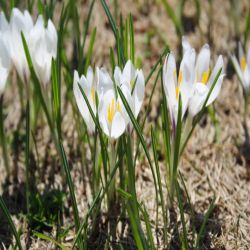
[73,60,145,139]
[163,37,224,201]
[231,43,250,95]
[8,8,57,86]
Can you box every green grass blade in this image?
[161,0,183,37]
[129,14,135,64]
[117,87,158,207]
[138,202,156,250]
[180,68,223,155]
[33,231,67,250]
[25,101,30,214]
[176,181,188,250]
[194,196,216,250]
[0,95,10,176]
[21,32,54,133]
[100,0,118,37]
[58,140,83,248]
[145,47,169,86]
[78,83,109,181]
[0,196,23,250]
[84,27,96,74]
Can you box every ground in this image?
[0,0,250,249]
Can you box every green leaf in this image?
[0,196,23,250]
[129,14,135,64]
[176,181,188,250]
[194,196,216,250]
[117,188,132,200]
[84,27,96,74]
[117,87,159,212]
[33,231,67,250]
[58,140,83,248]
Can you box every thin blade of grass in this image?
[83,27,96,74]
[176,181,188,250]
[117,87,158,206]
[58,140,83,248]
[33,231,67,250]
[194,196,216,250]
[129,14,135,64]
[25,101,30,214]
[0,196,23,250]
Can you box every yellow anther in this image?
[91,87,95,102]
[201,69,210,84]
[116,101,121,112]
[175,87,180,99]
[108,98,115,124]
[173,69,176,78]
[240,57,246,71]
[177,70,183,87]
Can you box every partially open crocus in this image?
[73,67,97,133]
[163,49,196,126]
[0,13,11,95]
[98,88,127,139]
[9,8,33,83]
[182,37,224,117]
[0,37,11,95]
[28,15,57,86]
[114,60,145,119]
[231,42,250,94]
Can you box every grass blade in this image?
[0,196,23,250]
[58,140,83,248]
[194,196,216,250]
[84,27,96,74]
[176,181,188,250]
[33,231,67,250]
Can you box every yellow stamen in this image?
[116,101,121,112]
[175,87,179,99]
[240,57,246,71]
[201,69,210,84]
[173,69,176,78]
[175,70,182,100]
[108,98,115,124]
[91,87,95,102]
[177,70,183,87]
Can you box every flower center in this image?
[201,69,210,84]
[175,70,182,99]
[107,98,121,124]
[91,87,95,103]
[240,57,246,71]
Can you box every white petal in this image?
[73,70,95,132]
[87,66,94,86]
[182,36,192,54]
[207,74,224,106]
[114,66,122,86]
[179,48,196,117]
[122,59,136,83]
[189,82,208,117]
[231,55,247,89]
[97,67,113,95]
[207,55,224,88]
[238,42,244,62]
[133,69,145,117]
[247,44,250,65]
[163,53,177,109]
[195,44,210,82]
[0,67,9,95]
[110,112,126,139]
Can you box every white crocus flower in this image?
[0,13,11,95]
[9,8,34,83]
[231,42,250,93]
[98,88,127,139]
[73,67,97,133]
[163,49,196,126]
[114,60,145,119]
[182,37,224,117]
[28,15,57,86]
[96,67,114,96]
[0,37,11,95]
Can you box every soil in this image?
[0,0,250,249]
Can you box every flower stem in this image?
[0,95,10,177]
